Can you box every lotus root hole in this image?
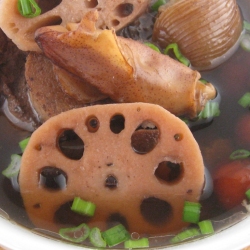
[140,197,173,225]
[111,19,120,27]
[155,161,183,184]
[115,3,134,17]
[38,0,63,14]
[174,133,183,141]
[33,203,41,209]
[84,0,99,8]
[9,23,19,34]
[105,175,118,189]
[57,129,84,160]
[34,144,42,151]
[39,166,67,190]
[110,114,125,134]
[131,121,159,154]
[54,201,91,225]
[107,213,129,229]
[86,115,100,133]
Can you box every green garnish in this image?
[198,220,214,235]
[241,34,250,52]
[198,101,220,119]
[89,227,107,248]
[164,43,190,66]
[170,228,200,244]
[59,223,90,243]
[144,42,161,53]
[229,149,250,160]
[102,224,130,247]
[71,197,96,216]
[124,238,149,248]
[182,201,201,224]
[2,154,22,178]
[151,0,166,11]
[19,137,30,153]
[199,78,208,84]
[243,20,250,32]
[238,92,250,108]
[245,189,250,200]
[17,0,41,18]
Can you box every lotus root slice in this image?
[19,103,204,235]
[0,0,150,51]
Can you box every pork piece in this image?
[19,103,205,234]
[35,11,216,119]
[0,29,39,130]
[25,52,111,122]
[0,0,150,51]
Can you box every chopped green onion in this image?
[170,228,200,244]
[229,149,250,160]
[71,197,96,216]
[151,0,166,11]
[89,227,107,248]
[2,154,22,178]
[17,0,41,18]
[198,220,214,235]
[198,101,220,119]
[124,238,149,248]
[102,224,130,247]
[164,43,190,66]
[144,42,161,53]
[238,92,250,108]
[19,137,30,153]
[245,189,250,200]
[243,20,250,32]
[199,78,208,84]
[182,201,201,224]
[241,34,250,52]
[59,223,90,243]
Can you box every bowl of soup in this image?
[0,0,250,249]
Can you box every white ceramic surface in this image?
[0,214,250,250]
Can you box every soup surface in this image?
[0,0,250,247]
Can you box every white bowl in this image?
[0,214,250,250]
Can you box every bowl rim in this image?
[0,215,250,250]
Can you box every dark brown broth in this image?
[0,0,250,245]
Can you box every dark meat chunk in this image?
[25,52,111,122]
[0,29,39,130]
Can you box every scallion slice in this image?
[89,227,107,248]
[241,34,250,52]
[182,201,201,224]
[238,92,250,108]
[243,20,250,32]
[124,238,149,248]
[229,149,250,160]
[71,197,96,216]
[19,137,30,153]
[17,0,41,18]
[144,42,161,53]
[102,224,130,247]
[198,220,214,235]
[245,189,250,200]
[198,101,220,119]
[164,43,190,66]
[151,0,166,12]
[2,154,22,178]
[170,228,200,244]
[59,223,90,243]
